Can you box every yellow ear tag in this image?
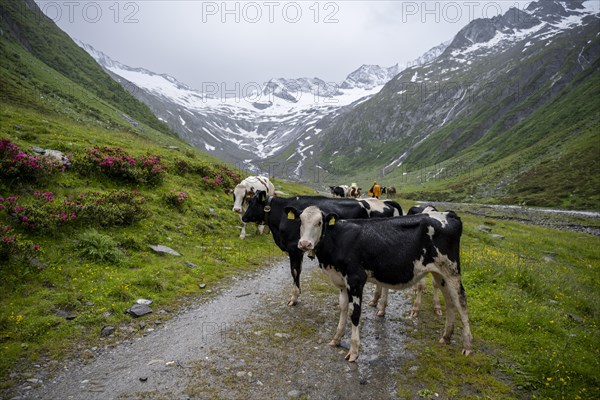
[287,211,295,220]
[328,217,336,226]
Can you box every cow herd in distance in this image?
[227,176,471,362]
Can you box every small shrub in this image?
[0,138,66,185]
[164,190,190,212]
[73,146,166,185]
[0,225,40,263]
[76,229,124,264]
[1,190,148,232]
[171,158,241,189]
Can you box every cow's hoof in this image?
[462,349,472,356]
[439,337,451,345]
[328,339,341,347]
[434,308,443,317]
[345,352,359,362]
[287,299,298,306]
[376,310,386,317]
[239,235,246,240]
[367,299,377,308]
[409,310,418,318]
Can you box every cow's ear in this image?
[324,213,339,227]
[284,206,299,220]
[246,189,255,198]
[258,190,267,202]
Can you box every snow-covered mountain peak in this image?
[446,0,599,61]
[340,64,401,90]
[263,76,342,103]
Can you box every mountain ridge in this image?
[72,0,599,209]
[298,0,599,209]
[78,36,452,172]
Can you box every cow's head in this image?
[290,206,338,252]
[242,190,268,223]
[231,184,255,213]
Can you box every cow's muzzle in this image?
[298,240,313,251]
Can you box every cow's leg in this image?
[432,281,442,316]
[330,288,349,347]
[451,280,472,355]
[367,284,381,308]
[410,277,426,318]
[256,223,270,235]
[433,273,472,356]
[239,215,247,239]
[262,224,270,235]
[433,274,455,344]
[376,287,388,317]
[287,251,303,306]
[345,274,366,362]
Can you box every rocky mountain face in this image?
[79,42,415,170]
[340,64,401,90]
[79,38,455,176]
[300,0,599,185]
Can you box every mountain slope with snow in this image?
[78,41,418,167]
[301,0,599,208]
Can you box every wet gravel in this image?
[14,259,419,400]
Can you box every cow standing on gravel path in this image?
[293,206,472,362]
[369,205,444,318]
[242,191,402,306]
[228,176,275,239]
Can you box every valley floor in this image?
[415,200,600,236]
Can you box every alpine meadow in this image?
[1,1,599,399]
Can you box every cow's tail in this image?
[386,200,403,216]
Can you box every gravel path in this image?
[15,258,419,400]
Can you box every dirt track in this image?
[15,258,424,400]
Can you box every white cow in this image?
[228,176,275,239]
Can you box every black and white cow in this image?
[242,191,402,306]
[292,206,472,362]
[348,186,362,198]
[329,185,349,198]
[228,176,275,239]
[375,205,441,318]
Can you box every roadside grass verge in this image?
[393,201,600,400]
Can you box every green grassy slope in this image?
[390,70,600,210]
[0,0,171,134]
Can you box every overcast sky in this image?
[35,0,532,90]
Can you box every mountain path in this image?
[16,258,418,400]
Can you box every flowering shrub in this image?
[164,190,190,212]
[0,225,40,262]
[172,158,241,189]
[0,139,66,184]
[73,146,166,185]
[0,190,148,232]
